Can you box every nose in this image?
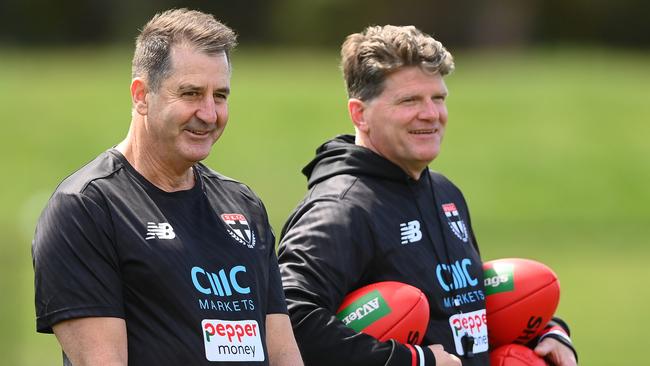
[196,95,218,124]
[419,98,440,121]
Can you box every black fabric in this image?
[278,135,489,365]
[33,149,286,365]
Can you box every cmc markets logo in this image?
[192,265,250,297]
[483,263,514,296]
[435,258,478,292]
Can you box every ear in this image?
[348,98,369,133]
[131,77,149,116]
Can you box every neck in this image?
[354,134,426,181]
[401,166,425,181]
[116,124,195,192]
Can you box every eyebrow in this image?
[216,87,231,96]
[177,84,230,96]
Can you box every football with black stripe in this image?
[483,258,560,348]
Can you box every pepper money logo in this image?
[448,309,489,356]
[202,319,264,362]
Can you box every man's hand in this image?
[534,337,577,366]
[427,344,461,366]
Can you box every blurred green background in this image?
[2,1,649,365]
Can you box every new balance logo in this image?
[400,220,422,244]
[146,222,176,240]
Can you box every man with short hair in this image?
[277,25,577,366]
[33,9,302,366]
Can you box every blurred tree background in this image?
[1,0,648,48]
[1,1,648,365]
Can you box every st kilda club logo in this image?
[221,213,256,248]
[441,203,469,243]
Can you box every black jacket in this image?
[278,135,489,365]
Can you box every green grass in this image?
[2,46,648,365]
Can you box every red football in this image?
[490,344,548,366]
[483,258,560,348]
[336,281,429,344]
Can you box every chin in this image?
[416,149,441,163]
[182,149,212,164]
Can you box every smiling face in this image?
[350,66,449,179]
[137,45,231,169]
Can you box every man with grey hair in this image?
[33,9,302,365]
[277,25,577,366]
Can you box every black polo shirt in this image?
[33,149,286,365]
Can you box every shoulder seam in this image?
[78,167,122,195]
[338,176,359,200]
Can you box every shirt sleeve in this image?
[278,199,419,366]
[251,195,287,315]
[32,187,124,333]
[265,246,288,315]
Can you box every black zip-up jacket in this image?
[278,135,489,366]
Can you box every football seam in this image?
[376,292,425,341]
[489,280,559,314]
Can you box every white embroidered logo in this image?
[400,220,422,244]
[145,222,176,240]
